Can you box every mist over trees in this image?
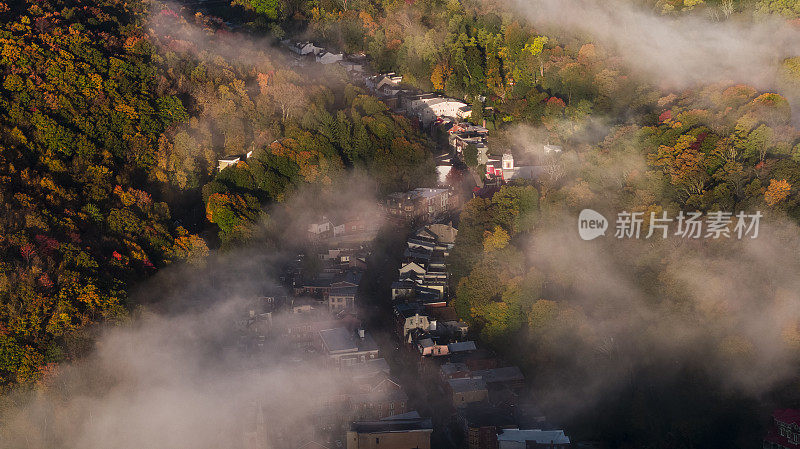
[4,0,800,447]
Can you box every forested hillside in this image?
[0,0,203,387]
[0,0,436,388]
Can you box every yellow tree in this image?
[765,179,791,206]
[431,61,449,91]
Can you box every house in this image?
[440,362,471,381]
[394,303,430,343]
[447,378,488,407]
[317,51,344,64]
[346,415,433,449]
[290,41,324,55]
[435,154,453,186]
[339,60,365,74]
[309,218,335,239]
[349,376,409,421]
[366,73,403,92]
[298,278,334,298]
[471,366,525,390]
[399,261,426,278]
[496,429,571,449]
[319,327,379,368]
[217,150,253,170]
[449,348,499,371]
[419,223,458,247]
[384,188,451,223]
[448,341,477,354]
[329,286,358,313]
[765,409,800,449]
[460,403,518,449]
[344,357,392,383]
[391,280,417,300]
[417,337,449,357]
[283,314,343,348]
[440,320,469,340]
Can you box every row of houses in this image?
[381,221,572,449]
[307,214,381,244]
[391,223,457,305]
[383,188,456,223]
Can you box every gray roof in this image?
[350,417,432,433]
[447,341,477,353]
[320,327,377,353]
[497,429,570,445]
[471,366,524,384]
[418,338,434,348]
[344,357,391,377]
[382,411,421,421]
[440,362,469,377]
[447,377,487,393]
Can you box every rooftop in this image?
[471,366,525,384]
[497,429,570,445]
[775,409,800,426]
[350,417,433,433]
[447,341,477,353]
[330,286,358,297]
[319,327,378,354]
[447,377,487,393]
[394,303,427,319]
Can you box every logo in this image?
[578,209,608,240]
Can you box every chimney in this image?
[358,329,365,339]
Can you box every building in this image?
[412,97,472,125]
[394,303,430,343]
[346,415,433,449]
[391,280,417,300]
[329,286,358,313]
[765,409,800,448]
[440,362,471,381]
[319,327,379,368]
[384,188,451,223]
[308,215,381,241]
[317,51,344,64]
[349,376,409,421]
[496,429,571,449]
[217,150,253,170]
[447,378,488,408]
[417,337,449,357]
[460,403,517,449]
[288,41,323,55]
[471,366,525,390]
[448,341,477,354]
[366,73,403,92]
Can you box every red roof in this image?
[775,409,800,426]
[765,429,797,448]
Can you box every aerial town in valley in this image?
[227,38,576,449]
[6,0,800,448]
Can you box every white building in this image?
[217,150,253,171]
[316,51,344,64]
[411,97,470,125]
[289,41,323,56]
